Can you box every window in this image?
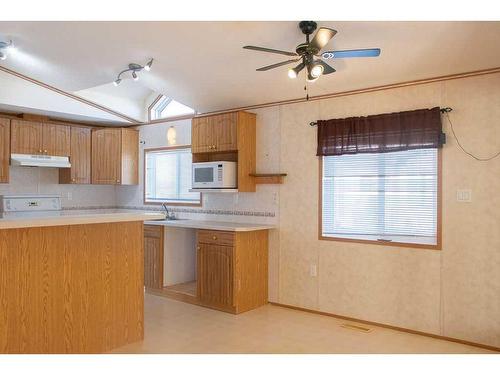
[145,146,201,205]
[320,149,440,248]
[149,95,195,121]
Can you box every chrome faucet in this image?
[161,202,174,220]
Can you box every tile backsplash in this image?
[0,167,117,208]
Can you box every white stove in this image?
[0,195,62,219]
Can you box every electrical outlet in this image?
[456,189,472,202]
[66,192,73,201]
[233,194,239,205]
[310,264,317,277]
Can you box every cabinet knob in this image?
[72,178,75,182]
[116,180,120,183]
[212,235,217,240]
[44,150,47,153]
[213,145,217,149]
[38,149,42,153]
[208,145,212,150]
[197,246,201,250]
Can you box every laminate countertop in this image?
[144,219,275,232]
[0,209,165,229]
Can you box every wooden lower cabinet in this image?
[196,229,268,314]
[197,244,234,309]
[144,225,164,289]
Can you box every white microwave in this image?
[192,161,237,189]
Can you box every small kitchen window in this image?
[144,146,201,206]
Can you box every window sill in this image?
[143,200,202,207]
[319,234,441,250]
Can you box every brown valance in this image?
[316,107,444,156]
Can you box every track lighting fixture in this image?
[113,58,153,86]
[0,40,14,61]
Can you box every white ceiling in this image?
[1,21,500,117]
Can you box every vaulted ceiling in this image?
[1,21,500,122]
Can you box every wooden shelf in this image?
[249,173,287,184]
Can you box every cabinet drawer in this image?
[144,224,163,238]
[197,230,234,246]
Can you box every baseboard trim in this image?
[270,302,500,353]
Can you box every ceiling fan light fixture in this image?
[113,78,122,86]
[0,52,6,61]
[132,71,139,81]
[310,62,324,78]
[306,70,319,83]
[288,62,305,79]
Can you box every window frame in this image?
[147,94,196,123]
[143,145,202,207]
[318,149,442,250]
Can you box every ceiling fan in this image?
[243,21,381,82]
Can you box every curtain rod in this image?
[309,107,453,127]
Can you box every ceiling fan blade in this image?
[309,27,337,52]
[243,45,297,57]
[322,48,381,59]
[317,60,336,75]
[256,59,301,71]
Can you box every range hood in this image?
[10,154,71,168]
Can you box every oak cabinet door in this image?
[60,127,91,184]
[10,120,42,155]
[91,128,121,184]
[213,112,237,152]
[197,243,234,309]
[191,116,214,153]
[144,225,164,289]
[42,123,70,156]
[0,118,9,183]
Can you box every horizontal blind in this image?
[145,148,200,203]
[322,149,438,244]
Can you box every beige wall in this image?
[274,72,500,348]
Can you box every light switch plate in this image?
[310,264,317,277]
[456,189,472,202]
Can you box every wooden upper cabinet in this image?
[91,128,138,185]
[10,119,70,156]
[42,123,71,156]
[213,112,238,152]
[59,127,91,184]
[0,118,10,183]
[11,119,42,154]
[191,116,214,153]
[191,113,238,153]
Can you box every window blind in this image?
[145,148,200,204]
[321,148,438,245]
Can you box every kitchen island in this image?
[0,210,164,354]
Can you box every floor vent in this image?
[341,323,372,333]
